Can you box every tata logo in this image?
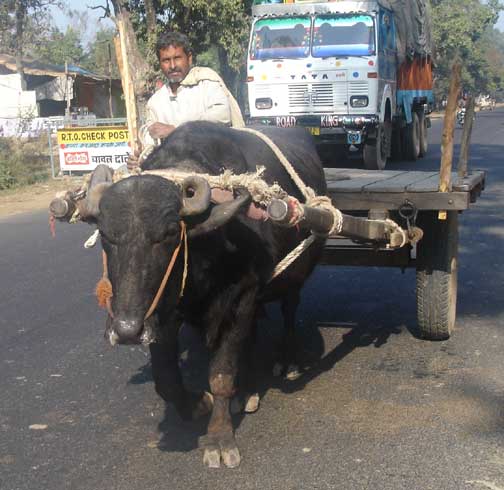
[276,116,297,128]
[303,90,319,105]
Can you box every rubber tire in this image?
[403,111,420,161]
[363,122,389,170]
[416,211,458,340]
[390,127,403,161]
[418,111,428,157]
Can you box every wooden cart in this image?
[320,167,485,341]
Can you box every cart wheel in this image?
[416,211,458,340]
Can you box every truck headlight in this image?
[350,96,369,108]
[255,98,273,110]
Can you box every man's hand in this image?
[127,149,141,171]
[148,122,175,139]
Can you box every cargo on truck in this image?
[247,0,434,169]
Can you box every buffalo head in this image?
[82,165,251,345]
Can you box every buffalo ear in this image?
[78,165,114,221]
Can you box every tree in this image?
[34,26,85,66]
[0,0,61,89]
[431,0,503,98]
[84,27,120,78]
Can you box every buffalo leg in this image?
[274,289,301,379]
[202,285,258,469]
[149,336,212,421]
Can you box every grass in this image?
[0,135,57,190]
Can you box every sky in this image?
[50,0,114,46]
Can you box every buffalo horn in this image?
[179,175,212,217]
[78,164,114,220]
[188,187,252,238]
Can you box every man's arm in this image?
[139,93,176,146]
[201,80,232,125]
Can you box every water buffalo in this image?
[78,121,327,468]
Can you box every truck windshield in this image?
[250,17,311,60]
[312,14,375,57]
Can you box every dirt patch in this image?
[0,177,83,219]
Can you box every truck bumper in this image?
[249,115,379,146]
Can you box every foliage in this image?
[82,27,120,78]
[431,0,504,99]
[34,26,85,66]
[126,0,253,91]
[0,136,52,190]
[0,0,58,57]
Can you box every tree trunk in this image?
[110,0,152,150]
[218,47,238,98]
[14,0,27,91]
[144,0,157,45]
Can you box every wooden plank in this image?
[406,173,448,192]
[325,169,405,193]
[326,190,470,211]
[363,171,438,193]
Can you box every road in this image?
[1,109,504,490]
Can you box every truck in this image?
[247,0,435,170]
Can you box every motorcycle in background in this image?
[456,108,466,127]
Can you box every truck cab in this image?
[247,0,432,169]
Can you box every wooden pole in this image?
[114,17,139,155]
[439,62,462,193]
[457,95,475,180]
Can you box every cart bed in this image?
[324,168,485,211]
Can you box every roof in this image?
[0,53,108,81]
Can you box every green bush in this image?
[0,135,52,190]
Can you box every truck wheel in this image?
[403,112,420,161]
[363,122,389,170]
[416,211,458,340]
[390,127,403,161]
[418,112,428,157]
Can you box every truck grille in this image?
[288,83,347,113]
[348,81,369,96]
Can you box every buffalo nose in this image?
[112,318,143,344]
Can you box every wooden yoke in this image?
[439,63,462,193]
[114,19,140,155]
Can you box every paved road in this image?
[1,109,504,490]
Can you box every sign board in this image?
[57,126,132,172]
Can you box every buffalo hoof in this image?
[200,433,241,469]
[203,447,221,468]
[244,393,260,413]
[285,364,302,381]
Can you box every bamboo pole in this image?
[457,95,475,180]
[114,17,139,155]
[439,63,462,193]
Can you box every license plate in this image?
[307,127,320,136]
[347,131,362,145]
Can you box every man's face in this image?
[159,45,192,84]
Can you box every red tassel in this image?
[96,277,113,309]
